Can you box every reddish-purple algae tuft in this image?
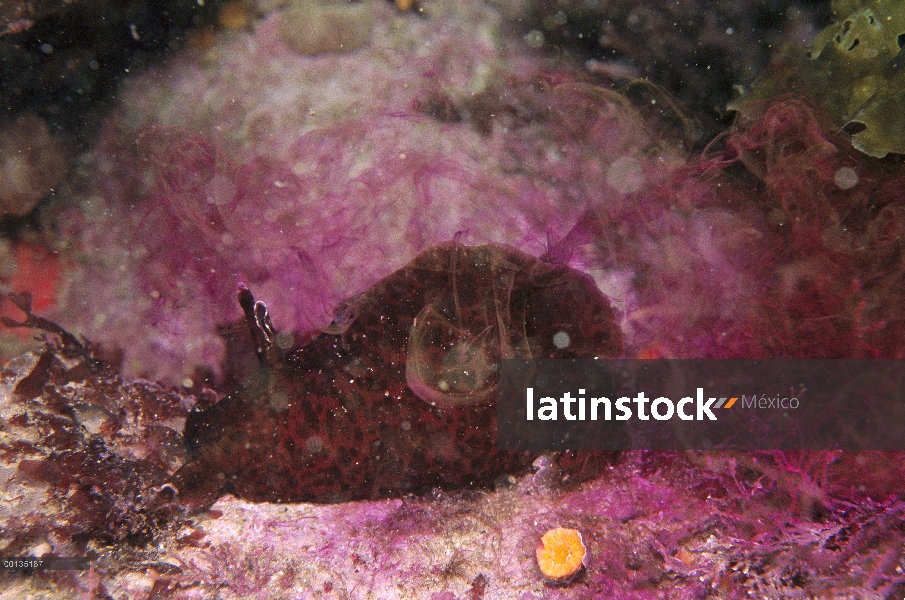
[172,242,623,507]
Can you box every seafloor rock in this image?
[0,293,193,559]
[1,292,904,598]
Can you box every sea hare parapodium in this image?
[172,242,623,507]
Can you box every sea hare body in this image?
[173,242,623,507]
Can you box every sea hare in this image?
[173,242,623,507]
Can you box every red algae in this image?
[711,97,905,358]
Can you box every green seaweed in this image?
[731,0,905,157]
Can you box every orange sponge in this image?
[536,527,587,581]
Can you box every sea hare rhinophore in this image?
[172,242,623,507]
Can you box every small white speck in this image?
[553,331,571,349]
[524,30,545,48]
[306,436,325,453]
[834,166,858,190]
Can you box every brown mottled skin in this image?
[172,242,623,508]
